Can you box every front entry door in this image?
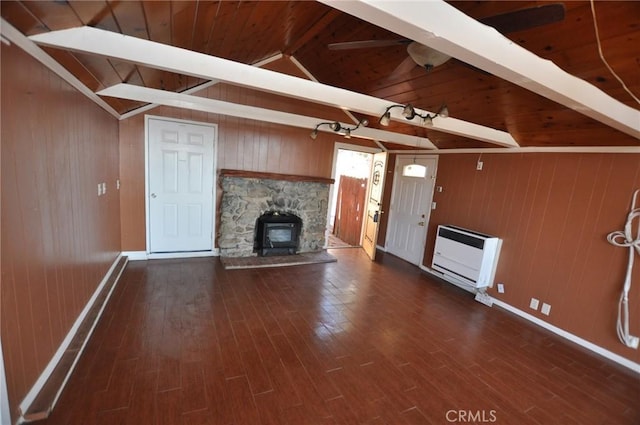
[386,156,437,265]
[147,117,215,253]
[362,152,387,260]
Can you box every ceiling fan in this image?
[328,3,565,72]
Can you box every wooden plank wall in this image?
[119,65,367,251]
[424,152,640,363]
[1,44,121,422]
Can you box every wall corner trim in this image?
[0,338,11,425]
[490,298,640,374]
[17,254,128,423]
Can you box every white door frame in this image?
[144,115,218,259]
[384,154,439,265]
[326,142,382,248]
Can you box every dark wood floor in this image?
[41,249,639,425]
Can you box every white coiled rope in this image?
[607,189,640,348]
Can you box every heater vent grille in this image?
[432,225,502,288]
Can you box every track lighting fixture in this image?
[379,104,448,127]
[310,118,368,140]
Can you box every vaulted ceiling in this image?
[1,0,639,150]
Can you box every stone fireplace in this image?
[218,170,333,257]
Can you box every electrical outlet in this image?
[529,298,539,310]
[436,186,443,193]
[474,291,493,307]
[102,182,106,194]
[629,336,639,350]
[476,161,483,171]
[97,184,102,196]
[497,283,505,293]
[541,303,551,315]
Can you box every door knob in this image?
[151,193,157,198]
[418,221,425,226]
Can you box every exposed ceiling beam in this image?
[288,54,361,126]
[118,79,218,120]
[416,147,640,154]
[98,84,438,149]
[0,18,120,119]
[118,53,284,120]
[321,0,640,140]
[289,55,319,83]
[29,26,519,148]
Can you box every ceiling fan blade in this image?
[388,56,419,80]
[328,39,410,50]
[479,3,565,34]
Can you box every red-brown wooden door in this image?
[333,176,367,246]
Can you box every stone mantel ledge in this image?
[219,169,334,185]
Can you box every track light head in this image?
[402,104,416,120]
[379,112,391,126]
[379,103,449,127]
[310,118,366,140]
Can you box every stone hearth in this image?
[218,170,333,257]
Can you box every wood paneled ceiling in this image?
[1,0,639,150]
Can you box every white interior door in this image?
[363,152,387,260]
[386,156,437,265]
[147,117,215,253]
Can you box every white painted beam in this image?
[414,146,640,154]
[0,19,120,119]
[321,0,640,140]
[289,54,362,126]
[118,79,218,120]
[98,84,437,149]
[29,26,518,148]
[119,53,286,120]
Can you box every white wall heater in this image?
[432,225,502,288]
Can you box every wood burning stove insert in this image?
[254,211,302,256]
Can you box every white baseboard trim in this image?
[490,298,640,374]
[18,254,128,423]
[123,249,220,261]
[147,250,218,260]
[419,264,639,373]
[122,250,148,261]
